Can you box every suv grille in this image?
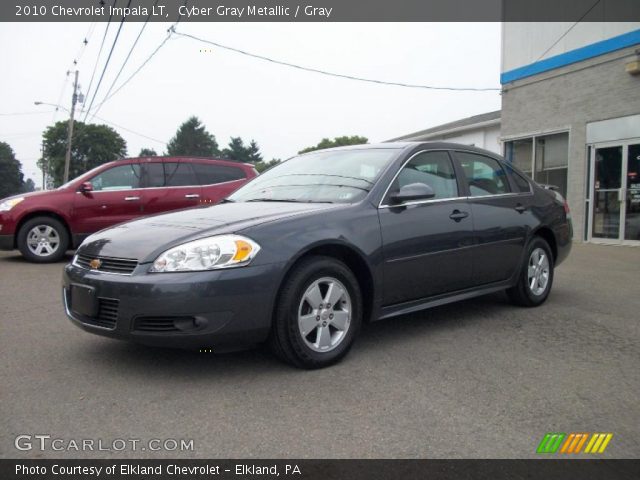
[74,253,138,274]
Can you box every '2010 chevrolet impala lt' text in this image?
[63,142,572,368]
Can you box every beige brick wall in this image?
[501,45,640,241]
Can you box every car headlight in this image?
[149,235,261,273]
[0,197,24,212]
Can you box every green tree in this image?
[22,178,36,193]
[138,148,157,157]
[222,137,263,163]
[166,116,219,157]
[298,135,369,154]
[254,158,280,173]
[41,121,127,187]
[0,141,25,198]
[247,140,263,163]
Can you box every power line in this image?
[90,32,172,112]
[172,30,501,92]
[537,0,602,63]
[88,0,159,120]
[512,0,602,83]
[88,1,188,112]
[83,0,132,122]
[51,22,98,124]
[0,110,56,116]
[91,113,166,145]
[82,0,118,119]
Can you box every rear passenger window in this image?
[388,151,458,200]
[164,162,197,187]
[506,166,532,193]
[142,163,165,188]
[192,163,246,185]
[456,152,510,196]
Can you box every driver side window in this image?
[388,151,458,201]
[91,164,141,191]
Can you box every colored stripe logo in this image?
[537,433,613,454]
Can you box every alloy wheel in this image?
[527,247,550,296]
[297,276,352,352]
[26,225,60,257]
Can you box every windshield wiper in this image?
[278,174,375,185]
[245,198,334,203]
[220,198,235,203]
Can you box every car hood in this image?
[78,202,340,262]
[1,188,64,204]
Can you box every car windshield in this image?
[228,148,399,204]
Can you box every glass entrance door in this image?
[625,144,640,242]
[589,140,640,244]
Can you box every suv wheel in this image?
[507,236,554,307]
[269,256,362,369]
[17,216,70,263]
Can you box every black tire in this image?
[17,216,70,263]
[507,236,554,307]
[269,255,362,369]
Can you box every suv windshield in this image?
[228,148,399,204]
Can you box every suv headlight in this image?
[0,197,24,212]
[149,235,261,273]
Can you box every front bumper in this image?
[62,261,284,350]
[0,234,14,251]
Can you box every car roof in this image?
[298,141,503,159]
[115,156,255,168]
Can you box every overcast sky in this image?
[0,22,501,186]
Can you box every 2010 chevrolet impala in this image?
[63,143,572,368]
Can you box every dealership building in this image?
[393,23,640,245]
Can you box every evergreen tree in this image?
[166,116,219,157]
[0,141,25,198]
[299,135,368,154]
[138,148,157,157]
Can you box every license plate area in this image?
[71,284,97,317]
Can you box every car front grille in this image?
[69,296,119,330]
[74,253,138,275]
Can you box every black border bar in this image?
[3,459,640,480]
[3,0,640,22]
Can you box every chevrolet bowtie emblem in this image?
[89,259,102,270]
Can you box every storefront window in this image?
[504,138,533,175]
[505,132,568,197]
[535,133,569,198]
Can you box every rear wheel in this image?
[17,216,69,263]
[269,256,362,369]
[507,236,554,307]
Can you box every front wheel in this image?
[269,256,362,369]
[507,236,554,307]
[17,216,70,263]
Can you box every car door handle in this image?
[185,194,200,199]
[124,196,140,201]
[515,204,527,213]
[449,210,469,222]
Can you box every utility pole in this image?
[63,70,79,184]
[41,139,46,190]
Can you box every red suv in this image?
[0,156,257,262]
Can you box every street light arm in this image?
[34,101,70,113]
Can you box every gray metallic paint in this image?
[63,142,572,350]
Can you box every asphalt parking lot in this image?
[1,243,638,459]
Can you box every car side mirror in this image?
[79,181,93,193]
[389,183,435,204]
